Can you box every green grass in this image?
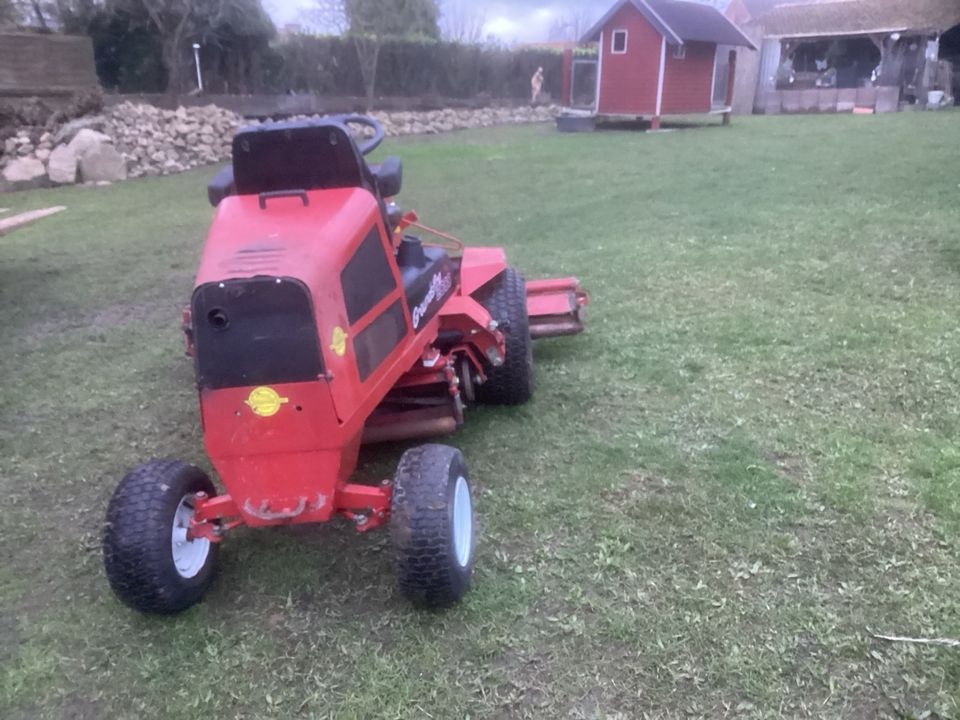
[3,112,960,719]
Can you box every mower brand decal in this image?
[245,386,289,417]
[330,326,348,357]
[411,271,453,329]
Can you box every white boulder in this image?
[2,157,47,191]
[78,142,127,183]
[47,145,79,184]
[53,115,106,145]
[67,129,114,159]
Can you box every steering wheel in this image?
[338,114,385,156]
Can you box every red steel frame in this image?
[184,196,588,544]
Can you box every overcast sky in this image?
[263,0,624,43]
[263,0,783,43]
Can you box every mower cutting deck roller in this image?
[526,277,589,339]
[103,114,590,614]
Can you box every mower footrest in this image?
[526,277,589,339]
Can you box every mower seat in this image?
[207,118,380,206]
[233,119,375,196]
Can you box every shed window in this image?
[673,45,686,59]
[611,29,628,54]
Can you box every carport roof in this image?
[758,0,960,38]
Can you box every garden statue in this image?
[531,66,544,103]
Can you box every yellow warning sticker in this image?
[330,326,348,357]
[245,386,289,417]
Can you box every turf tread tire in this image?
[103,459,219,614]
[391,444,473,607]
[476,266,534,405]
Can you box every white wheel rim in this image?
[171,495,211,579]
[452,476,473,568]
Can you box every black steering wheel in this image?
[338,114,385,156]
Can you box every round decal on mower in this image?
[330,326,348,357]
[245,386,289,417]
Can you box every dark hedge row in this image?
[90,27,564,100]
[264,36,564,100]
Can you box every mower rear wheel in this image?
[476,266,533,405]
[103,459,219,614]
[391,444,475,607]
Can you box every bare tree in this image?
[345,0,439,111]
[303,0,347,35]
[0,0,18,23]
[548,8,597,42]
[137,0,196,94]
[4,0,57,28]
[440,0,485,44]
[26,0,50,28]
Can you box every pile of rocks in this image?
[1,120,131,191]
[104,102,240,179]
[1,101,559,192]
[372,104,558,136]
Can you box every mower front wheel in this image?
[391,444,475,607]
[103,459,219,614]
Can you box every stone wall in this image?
[1,101,558,191]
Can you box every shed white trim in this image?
[655,36,666,116]
[595,30,605,111]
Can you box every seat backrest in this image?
[231,119,374,197]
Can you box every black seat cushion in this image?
[231,119,375,197]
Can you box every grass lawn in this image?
[3,111,960,719]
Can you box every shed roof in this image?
[758,0,960,38]
[582,0,758,48]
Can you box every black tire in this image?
[476,266,534,405]
[103,459,219,614]
[391,444,475,607]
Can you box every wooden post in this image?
[724,48,737,124]
[0,206,66,236]
[561,48,573,107]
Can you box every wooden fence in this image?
[0,32,97,100]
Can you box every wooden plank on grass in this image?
[0,206,66,236]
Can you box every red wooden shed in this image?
[575,0,756,129]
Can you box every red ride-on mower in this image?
[102,115,588,613]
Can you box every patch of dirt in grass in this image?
[488,646,554,717]
[0,611,20,664]
[59,695,104,720]
[90,301,176,330]
[16,300,176,347]
[766,452,811,484]
[602,471,680,505]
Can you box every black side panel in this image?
[354,300,407,382]
[340,227,396,325]
[400,246,456,331]
[192,277,323,390]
